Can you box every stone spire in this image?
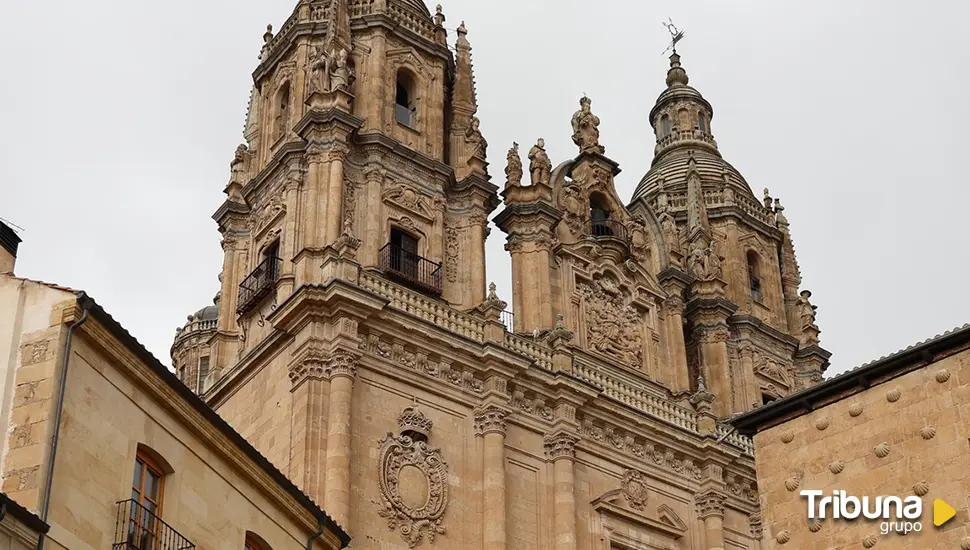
[324,0,352,55]
[684,153,710,238]
[450,22,487,180]
[453,22,478,118]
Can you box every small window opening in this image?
[698,112,708,133]
[747,250,763,302]
[197,356,210,392]
[589,193,613,237]
[390,228,419,278]
[395,71,417,128]
[660,115,671,137]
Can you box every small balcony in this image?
[237,256,281,315]
[379,243,442,297]
[587,219,628,241]
[395,104,415,128]
[113,499,195,550]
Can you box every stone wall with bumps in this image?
[752,347,970,549]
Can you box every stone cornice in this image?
[355,132,456,180]
[68,296,350,546]
[728,314,800,351]
[492,201,561,231]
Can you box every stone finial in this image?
[505,142,523,187]
[571,95,604,154]
[665,52,689,87]
[457,20,467,36]
[689,374,716,413]
[546,313,574,345]
[482,281,507,310]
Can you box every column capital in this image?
[692,324,731,344]
[288,345,328,387]
[474,404,510,436]
[543,432,579,460]
[326,349,360,380]
[694,489,727,519]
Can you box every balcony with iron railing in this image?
[586,219,628,241]
[378,243,442,297]
[237,256,281,315]
[113,499,195,550]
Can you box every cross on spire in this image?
[662,18,685,55]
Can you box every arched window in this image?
[589,192,613,237]
[698,112,708,133]
[747,250,762,302]
[395,69,417,128]
[126,446,173,549]
[275,82,290,138]
[245,532,272,550]
[660,115,671,137]
[196,356,210,393]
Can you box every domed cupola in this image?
[631,52,758,206]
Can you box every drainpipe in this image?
[36,295,90,550]
[306,522,324,550]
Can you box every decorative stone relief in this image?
[249,193,285,235]
[686,238,723,281]
[936,369,951,383]
[358,332,483,393]
[775,530,791,544]
[383,183,437,221]
[828,460,844,474]
[693,490,726,519]
[378,406,448,547]
[848,403,864,417]
[580,416,702,481]
[808,517,823,533]
[579,279,643,368]
[509,385,554,421]
[754,356,793,388]
[559,184,587,236]
[784,470,803,492]
[343,179,358,237]
[620,470,649,511]
[626,215,649,261]
[886,387,901,403]
[873,442,890,458]
[815,417,829,431]
[749,511,763,539]
[919,426,936,440]
[444,220,459,283]
[474,405,509,436]
[913,481,929,496]
[544,432,579,460]
[862,534,878,548]
[725,474,759,503]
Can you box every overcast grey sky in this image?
[2,0,967,376]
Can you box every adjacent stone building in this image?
[0,222,349,550]
[731,325,970,549]
[170,2,832,548]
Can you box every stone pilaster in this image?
[324,349,359,528]
[475,404,510,550]
[325,144,349,246]
[737,342,759,410]
[286,343,329,501]
[544,432,579,550]
[660,268,691,392]
[694,489,727,550]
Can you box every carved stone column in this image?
[305,143,329,249]
[475,405,510,550]
[694,490,727,550]
[692,325,732,417]
[279,163,303,295]
[287,345,328,501]
[324,349,359,528]
[325,144,349,245]
[737,342,759,410]
[545,432,579,550]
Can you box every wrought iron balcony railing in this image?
[113,499,195,550]
[587,219,628,241]
[378,243,442,296]
[237,256,281,315]
[500,310,515,333]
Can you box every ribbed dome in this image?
[631,147,752,203]
[192,305,219,322]
[397,0,431,16]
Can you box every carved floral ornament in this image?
[382,182,439,221]
[474,405,509,436]
[693,490,726,519]
[378,406,449,548]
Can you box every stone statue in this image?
[505,142,523,186]
[433,4,445,27]
[687,239,723,281]
[308,43,331,95]
[704,239,723,280]
[330,48,351,91]
[659,210,681,256]
[571,96,604,154]
[797,290,818,331]
[465,116,487,159]
[528,138,551,185]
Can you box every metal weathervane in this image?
[662,18,685,55]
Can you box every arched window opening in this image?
[660,115,671,137]
[395,69,417,128]
[125,446,173,549]
[698,111,708,133]
[589,193,613,237]
[196,356,210,393]
[747,250,763,302]
[389,227,420,279]
[275,83,291,138]
[245,532,272,550]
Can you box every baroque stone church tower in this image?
[170,2,830,548]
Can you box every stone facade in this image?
[732,325,970,549]
[170,3,836,549]
[0,274,349,550]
